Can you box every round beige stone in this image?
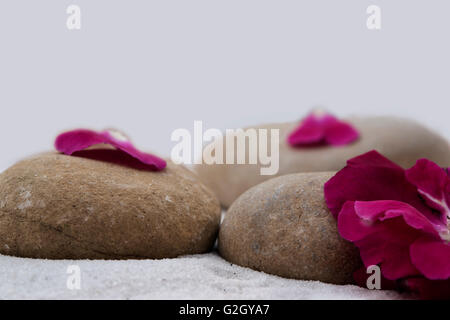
[218,172,362,285]
[0,151,221,259]
[195,116,450,207]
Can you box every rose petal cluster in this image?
[324,150,450,299]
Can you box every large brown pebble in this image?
[218,172,361,285]
[195,116,450,207]
[0,151,221,259]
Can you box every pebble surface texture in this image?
[219,172,362,285]
[195,116,450,207]
[0,151,221,259]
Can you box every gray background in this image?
[0,0,449,171]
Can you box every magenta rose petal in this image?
[101,131,167,170]
[405,277,450,299]
[352,201,440,279]
[338,200,422,279]
[324,150,430,218]
[406,159,448,201]
[354,218,421,280]
[55,129,166,171]
[287,111,359,147]
[378,244,419,280]
[353,266,398,290]
[324,120,360,146]
[337,201,377,241]
[406,159,450,225]
[338,200,438,270]
[410,236,450,280]
[286,113,327,146]
[325,151,450,298]
[354,200,439,236]
[54,129,106,155]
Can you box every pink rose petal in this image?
[406,159,450,226]
[337,201,376,242]
[287,111,359,147]
[338,201,423,279]
[405,277,450,300]
[324,120,360,145]
[287,112,327,146]
[410,236,450,280]
[324,150,431,219]
[356,223,421,280]
[55,129,166,171]
[353,266,398,290]
[325,151,450,298]
[354,201,439,237]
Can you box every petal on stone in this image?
[55,129,166,171]
[287,111,359,147]
[287,112,329,146]
[324,118,360,146]
[324,150,430,218]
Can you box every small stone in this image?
[0,151,221,259]
[195,116,450,207]
[218,172,362,285]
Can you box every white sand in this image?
[0,251,408,300]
